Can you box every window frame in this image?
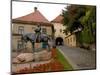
[42,28,47,34]
[18,26,24,34]
[17,40,23,50]
[60,29,62,32]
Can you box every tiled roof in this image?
[12,8,51,25]
[51,15,63,23]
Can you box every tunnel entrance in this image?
[55,37,64,46]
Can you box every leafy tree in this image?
[62,4,96,46]
[80,6,96,44]
[62,5,85,33]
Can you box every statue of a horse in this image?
[21,32,52,52]
[21,25,55,52]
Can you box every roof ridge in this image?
[36,10,49,22]
[13,9,50,24]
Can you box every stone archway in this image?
[55,37,64,46]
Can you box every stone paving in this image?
[57,45,96,70]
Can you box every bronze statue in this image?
[21,25,52,52]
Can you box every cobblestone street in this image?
[57,45,96,70]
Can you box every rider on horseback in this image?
[34,25,41,42]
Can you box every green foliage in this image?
[62,5,96,45]
[56,49,73,70]
[62,5,85,33]
[80,28,94,44]
[80,6,96,44]
[92,23,96,29]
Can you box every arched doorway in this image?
[55,37,64,46]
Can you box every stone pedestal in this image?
[12,53,35,64]
[12,50,52,64]
[34,50,51,61]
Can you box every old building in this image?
[12,7,53,51]
[51,14,76,47]
[51,15,66,45]
[65,33,77,47]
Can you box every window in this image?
[68,39,69,44]
[42,28,47,34]
[60,29,62,32]
[70,37,72,43]
[18,26,24,34]
[17,40,23,49]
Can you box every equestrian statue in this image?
[21,25,53,52]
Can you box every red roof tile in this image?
[51,15,63,23]
[13,8,51,25]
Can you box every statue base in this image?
[12,50,52,73]
[12,50,52,64]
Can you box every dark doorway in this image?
[55,37,64,46]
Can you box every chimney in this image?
[34,7,37,11]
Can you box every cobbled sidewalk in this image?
[57,45,96,70]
